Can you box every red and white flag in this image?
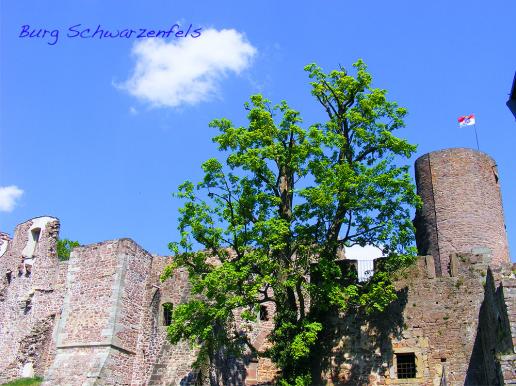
[458,114,476,127]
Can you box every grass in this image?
[1,377,43,386]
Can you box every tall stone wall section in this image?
[414,148,510,276]
[477,270,516,385]
[40,239,200,386]
[131,257,199,386]
[0,217,64,382]
[499,277,516,384]
[43,239,154,385]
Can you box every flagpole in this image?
[473,123,480,150]
[458,114,480,150]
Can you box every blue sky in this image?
[1,0,515,259]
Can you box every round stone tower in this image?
[414,148,509,276]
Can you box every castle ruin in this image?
[0,147,515,385]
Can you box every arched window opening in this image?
[27,228,41,259]
[259,305,269,321]
[163,303,173,326]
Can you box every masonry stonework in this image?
[414,148,510,276]
[315,254,514,385]
[0,217,65,382]
[0,147,514,385]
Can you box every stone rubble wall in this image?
[130,256,198,385]
[313,253,514,386]
[40,238,202,386]
[43,239,154,385]
[0,217,63,382]
[497,276,516,384]
[0,221,514,386]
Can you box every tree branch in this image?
[343,224,386,241]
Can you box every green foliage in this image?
[163,60,420,384]
[56,239,80,261]
[455,277,464,288]
[1,377,43,386]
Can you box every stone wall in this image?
[477,272,516,385]
[39,238,202,386]
[0,224,514,385]
[0,217,63,382]
[209,253,514,386]
[307,254,514,386]
[131,257,199,385]
[43,238,154,385]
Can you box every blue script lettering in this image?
[19,25,59,45]
[120,29,136,38]
[191,28,202,38]
[22,23,202,44]
[67,24,82,38]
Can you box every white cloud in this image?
[0,185,24,212]
[120,28,257,108]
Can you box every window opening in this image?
[259,305,269,321]
[396,353,416,379]
[163,303,173,326]
[28,228,41,258]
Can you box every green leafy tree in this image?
[56,239,80,261]
[162,60,420,385]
